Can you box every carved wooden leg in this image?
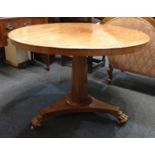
[87,56,93,73]
[30,99,69,129]
[61,55,66,66]
[107,64,113,84]
[30,52,36,65]
[87,97,128,125]
[45,54,50,71]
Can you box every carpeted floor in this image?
[0,59,155,138]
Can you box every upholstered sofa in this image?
[101,17,155,83]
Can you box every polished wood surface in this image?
[9,23,150,56]
[8,23,149,129]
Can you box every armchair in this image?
[101,17,155,83]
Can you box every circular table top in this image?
[8,23,150,56]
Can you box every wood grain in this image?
[8,23,150,56]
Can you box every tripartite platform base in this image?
[30,96,128,129]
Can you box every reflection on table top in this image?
[8,23,150,56]
[9,23,150,49]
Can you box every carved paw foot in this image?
[107,78,112,84]
[117,111,128,125]
[30,114,44,130]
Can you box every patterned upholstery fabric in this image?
[104,17,155,78]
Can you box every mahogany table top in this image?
[8,23,150,56]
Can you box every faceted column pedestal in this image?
[30,56,128,129]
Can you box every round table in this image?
[8,23,150,129]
